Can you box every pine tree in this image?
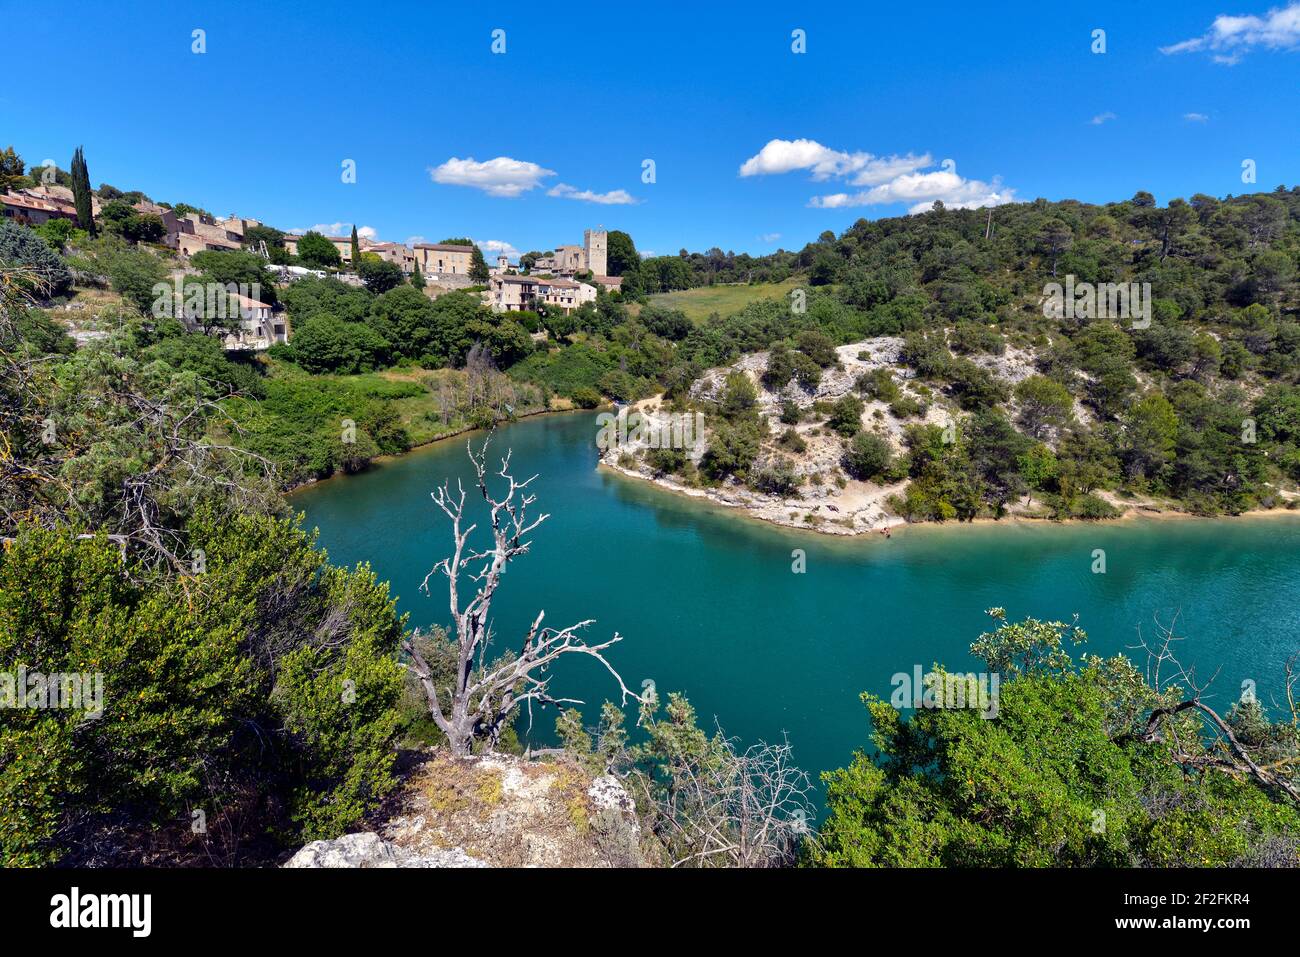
[350,225,360,268]
[70,146,95,237]
[0,146,24,192]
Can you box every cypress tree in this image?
[469,245,490,283]
[350,225,360,268]
[411,264,425,289]
[70,146,96,237]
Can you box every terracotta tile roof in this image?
[2,192,76,214]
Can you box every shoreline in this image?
[597,458,1300,539]
[290,406,1300,538]
[284,405,589,496]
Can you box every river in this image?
[293,411,1300,795]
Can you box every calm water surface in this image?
[293,412,1300,791]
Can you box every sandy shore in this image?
[596,338,1300,539]
[598,459,1300,538]
[599,458,908,536]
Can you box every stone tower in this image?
[583,228,607,277]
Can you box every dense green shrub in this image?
[791,350,823,390]
[0,220,73,296]
[888,395,924,419]
[147,330,267,398]
[1063,492,1121,520]
[750,457,800,496]
[764,343,795,389]
[843,431,893,480]
[226,374,411,484]
[106,246,168,314]
[776,428,807,453]
[509,342,616,398]
[795,329,838,367]
[828,394,866,436]
[645,446,689,476]
[857,367,900,402]
[811,611,1300,867]
[288,314,389,374]
[0,510,404,865]
[570,386,601,408]
[700,420,762,479]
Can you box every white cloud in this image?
[742,138,1013,215]
[429,156,555,197]
[1089,111,1117,125]
[738,138,931,185]
[1183,112,1210,122]
[547,183,639,205]
[308,222,376,239]
[1160,2,1300,62]
[739,138,853,179]
[406,235,426,246]
[477,239,520,260]
[809,169,1015,215]
[759,232,782,243]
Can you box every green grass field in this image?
[642,278,802,323]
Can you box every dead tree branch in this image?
[404,434,644,756]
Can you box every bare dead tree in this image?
[403,434,644,756]
[621,724,817,868]
[463,342,495,411]
[1128,617,1300,805]
[438,379,451,426]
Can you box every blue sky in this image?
[6,1,1300,259]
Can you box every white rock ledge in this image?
[284,831,487,868]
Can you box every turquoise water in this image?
[293,411,1300,792]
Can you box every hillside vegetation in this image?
[596,190,1300,522]
[643,277,803,323]
[3,158,1300,868]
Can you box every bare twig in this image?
[404,435,645,755]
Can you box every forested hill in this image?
[587,187,1300,385]
[595,187,1300,521]
[622,187,1298,304]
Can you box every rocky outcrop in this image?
[283,751,644,868]
[601,336,937,535]
[283,831,486,868]
[587,774,638,821]
[597,333,1063,537]
[387,751,644,868]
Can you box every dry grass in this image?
[643,278,802,323]
[381,750,643,867]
